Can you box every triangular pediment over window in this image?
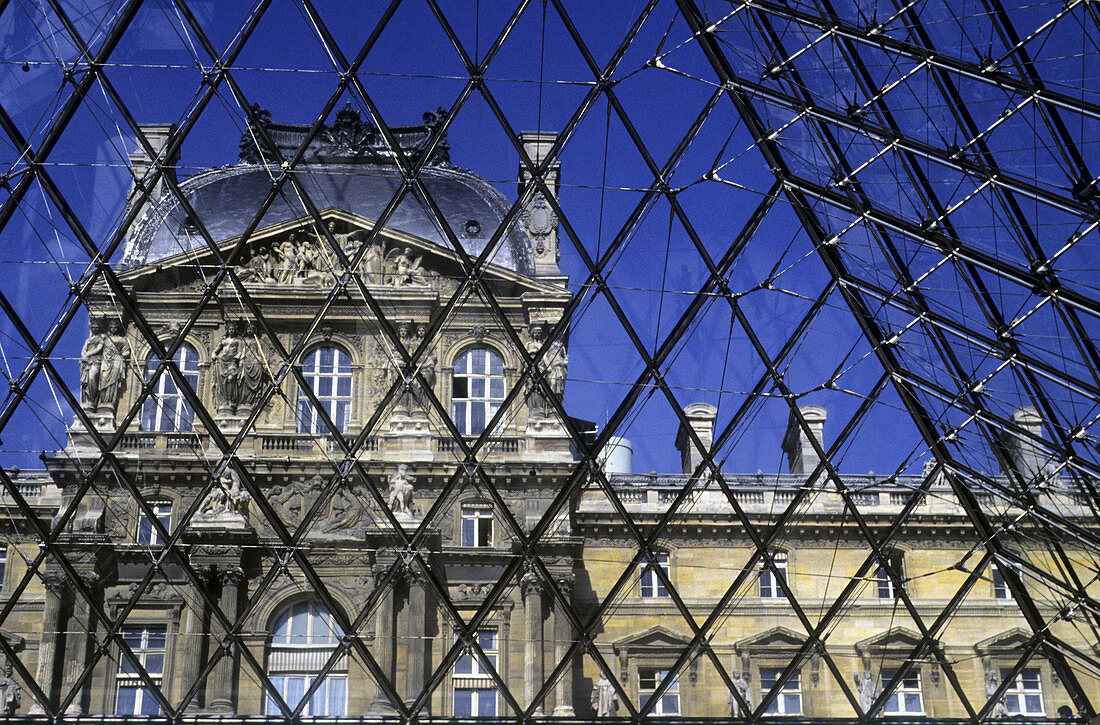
[612,625,693,655]
[855,627,932,658]
[975,628,1033,656]
[736,626,806,653]
[118,208,565,298]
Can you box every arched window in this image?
[297,346,352,435]
[141,345,199,432]
[452,347,504,436]
[266,601,346,717]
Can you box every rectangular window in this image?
[136,502,172,546]
[0,545,7,588]
[639,668,680,716]
[267,675,347,717]
[882,669,924,715]
[876,551,905,599]
[992,565,1010,599]
[640,552,670,598]
[454,629,497,717]
[460,505,493,547]
[115,626,166,715]
[1003,668,1044,716]
[760,667,802,715]
[759,551,788,598]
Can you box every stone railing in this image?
[578,472,1095,518]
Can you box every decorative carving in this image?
[268,475,368,537]
[527,340,567,417]
[212,320,268,416]
[80,317,129,418]
[985,671,1009,718]
[386,464,416,516]
[196,468,249,522]
[730,671,750,715]
[592,673,618,717]
[521,192,558,259]
[237,104,272,163]
[398,356,435,414]
[455,582,493,601]
[854,668,878,712]
[322,481,365,534]
[0,662,21,715]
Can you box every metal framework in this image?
[0,0,1097,722]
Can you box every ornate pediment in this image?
[122,209,560,299]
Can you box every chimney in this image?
[1003,407,1054,483]
[518,132,561,277]
[126,125,178,228]
[782,405,827,476]
[675,402,718,475]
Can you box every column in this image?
[522,570,545,715]
[61,580,93,715]
[370,567,397,714]
[29,573,66,714]
[552,578,575,716]
[174,590,206,712]
[405,569,427,710]
[207,567,242,714]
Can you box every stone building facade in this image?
[0,108,1095,720]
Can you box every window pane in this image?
[478,689,496,717]
[116,686,136,714]
[455,689,472,717]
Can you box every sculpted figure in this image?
[213,320,267,415]
[276,238,299,283]
[592,673,617,717]
[382,246,403,285]
[79,318,108,410]
[855,668,878,712]
[545,340,567,397]
[324,483,364,533]
[197,468,248,520]
[0,662,20,714]
[97,318,130,414]
[731,671,750,715]
[387,463,415,515]
[363,242,384,283]
[986,671,1008,718]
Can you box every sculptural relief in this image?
[0,662,21,715]
[212,320,267,416]
[196,468,249,522]
[268,475,368,537]
[238,228,440,289]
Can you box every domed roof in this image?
[119,107,534,274]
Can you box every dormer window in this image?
[297,346,352,435]
[452,347,504,436]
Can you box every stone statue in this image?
[545,340,567,397]
[0,662,20,714]
[986,671,1008,718]
[592,673,617,717]
[363,241,384,283]
[196,467,248,521]
[731,671,750,715]
[79,317,108,411]
[399,355,436,413]
[239,246,278,283]
[387,464,415,515]
[855,668,878,712]
[276,238,299,283]
[212,320,267,415]
[99,318,130,414]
